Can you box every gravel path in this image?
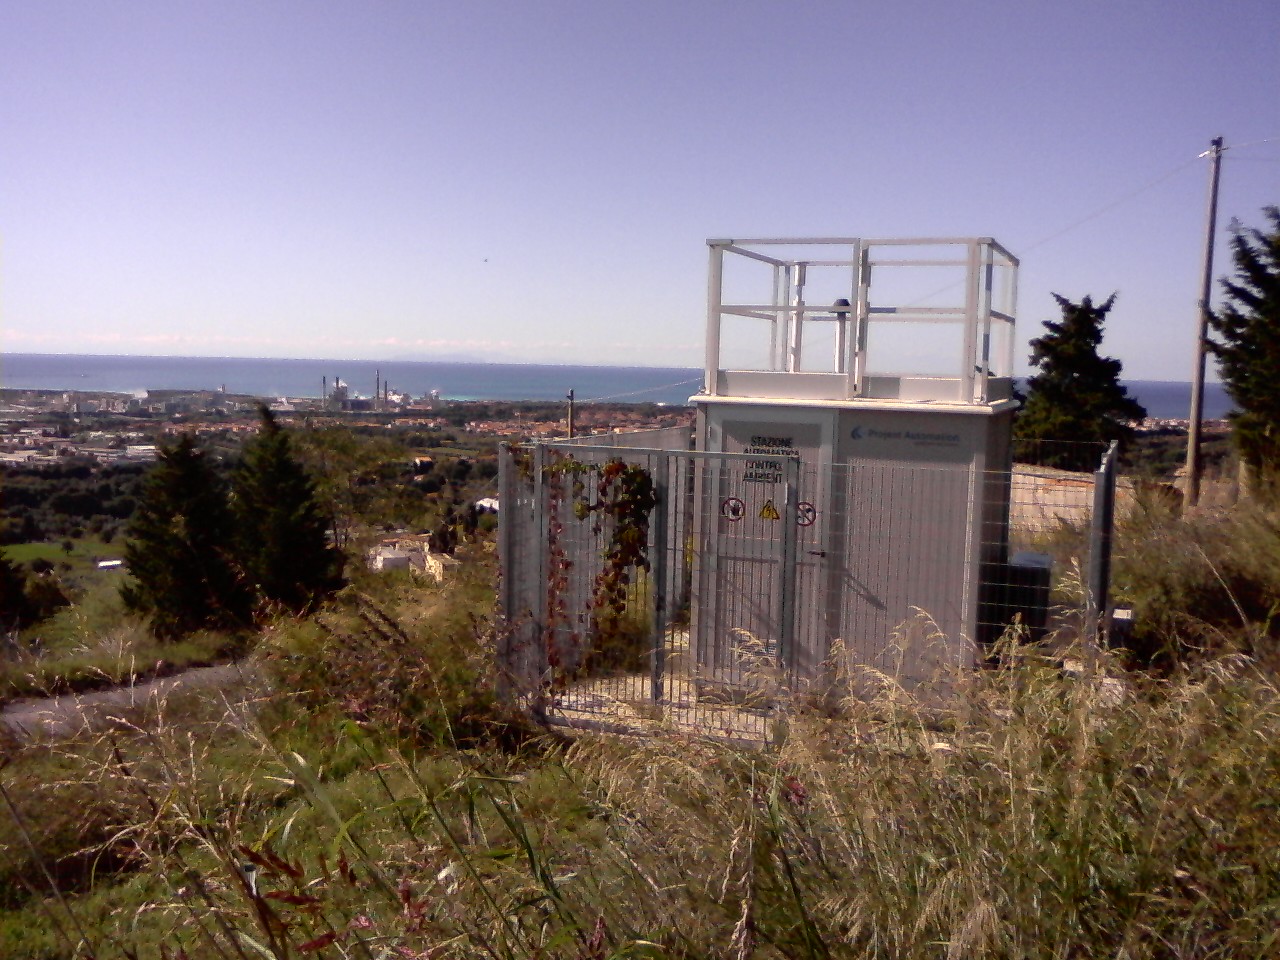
[0,661,266,740]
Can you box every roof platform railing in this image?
[702,237,1019,406]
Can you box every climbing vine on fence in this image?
[542,452,658,685]
[581,457,658,647]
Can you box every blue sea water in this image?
[0,353,1234,420]
[1,354,705,406]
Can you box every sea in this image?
[0,353,1235,421]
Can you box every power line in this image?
[895,152,1208,310]
[581,376,702,403]
[1020,153,1203,255]
[1229,136,1280,149]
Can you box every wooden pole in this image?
[1186,136,1224,507]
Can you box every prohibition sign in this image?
[720,497,746,521]
[796,501,817,526]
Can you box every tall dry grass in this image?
[7,635,1279,959]
[6,528,1280,958]
[1114,490,1280,666]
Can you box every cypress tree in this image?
[232,407,344,614]
[1014,294,1147,470]
[121,435,251,638]
[1208,207,1280,481]
[0,551,34,631]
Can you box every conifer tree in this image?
[1208,206,1280,480]
[232,407,344,614]
[1015,293,1146,470]
[121,435,251,638]
[0,551,34,631]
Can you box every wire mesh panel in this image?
[498,439,1116,740]
[496,444,542,706]
[499,444,800,740]
[536,447,668,722]
[688,453,797,690]
[977,440,1112,651]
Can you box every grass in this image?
[4,538,122,604]
[0,628,245,703]
[5,505,1280,958]
[1113,489,1280,666]
[1,579,247,703]
[6,640,1280,959]
[2,538,118,570]
[1,536,248,704]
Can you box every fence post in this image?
[496,444,514,705]
[530,443,549,723]
[1085,441,1119,668]
[777,456,801,683]
[650,454,670,704]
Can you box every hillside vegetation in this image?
[4,435,1280,958]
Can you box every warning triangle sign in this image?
[759,499,781,521]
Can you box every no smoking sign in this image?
[720,497,746,521]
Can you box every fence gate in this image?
[499,442,810,741]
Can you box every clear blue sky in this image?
[2,0,1277,378]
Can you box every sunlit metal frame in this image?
[704,237,1019,404]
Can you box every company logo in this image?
[849,425,961,445]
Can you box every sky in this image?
[1,1,1277,379]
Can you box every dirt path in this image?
[0,661,266,740]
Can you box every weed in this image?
[1113,492,1280,666]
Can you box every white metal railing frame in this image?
[703,237,1019,404]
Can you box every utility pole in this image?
[567,389,576,439]
[1185,136,1225,508]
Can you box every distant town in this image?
[0,384,694,468]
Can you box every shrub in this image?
[1113,493,1280,666]
[259,544,518,749]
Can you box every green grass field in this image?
[3,537,118,571]
[1,541,244,702]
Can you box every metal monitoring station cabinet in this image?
[692,237,1021,685]
[497,235,1042,737]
